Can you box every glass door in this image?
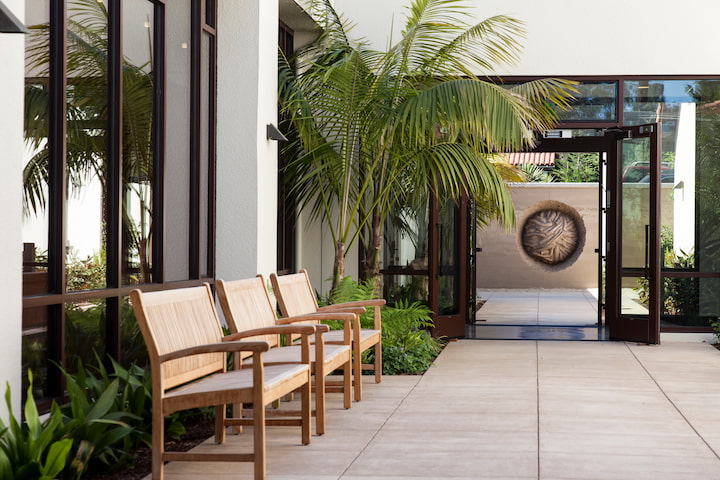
[606,124,661,343]
[429,196,469,337]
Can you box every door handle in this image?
[644,224,650,272]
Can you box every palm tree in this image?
[280,0,575,291]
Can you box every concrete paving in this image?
[474,289,600,326]
[151,339,720,479]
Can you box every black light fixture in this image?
[0,1,29,34]
[266,123,288,142]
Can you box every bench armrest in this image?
[159,340,270,363]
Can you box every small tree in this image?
[550,152,599,182]
[280,0,576,291]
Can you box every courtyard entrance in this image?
[467,125,663,342]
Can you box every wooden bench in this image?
[130,284,313,480]
[217,276,354,435]
[270,269,385,401]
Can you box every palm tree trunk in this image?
[365,213,383,295]
[332,240,346,292]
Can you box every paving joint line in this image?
[339,377,422,479]
[624,342,720,461]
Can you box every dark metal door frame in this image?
[605,124,661,344]
[429,194,469,338]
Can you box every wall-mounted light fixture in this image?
[0,1,29,34]
[266,123,288,142]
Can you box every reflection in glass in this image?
[438,200,459,315]
[65,300,107,374]
[621,278,649,315]
[23,4,50,290]
[557,82,617,122]
[383,201,429,305]
[383,274,429,306]
[22,307,49,400]
[661,277,720,328]
[64,0,109,291]
[624,79,720,328]
[620,137,651,270]
[384,203,428,270]
[120,296,149,367]
[123,0,155,285]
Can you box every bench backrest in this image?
[270,269,319,317]
[216,276,281,356]
[130,284,226,391]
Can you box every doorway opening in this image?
[468,139,610,340]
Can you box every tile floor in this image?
[149,340,720,480]
[469,289,606,341]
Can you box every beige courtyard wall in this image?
[477,183,599,289]
[477,183,676,290]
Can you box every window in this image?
[22,0,216,407]
[625,79,720,328]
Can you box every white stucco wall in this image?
[0,0,26,421]
[333,0,719,76]
[296,210,360,297]
[216,0,279,282]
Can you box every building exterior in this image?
[2,0,719,418]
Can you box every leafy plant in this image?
[56,361,135,477]
[0,372,74,480]
[635,226,701,321]
[320,277,445,374]
[520,163,556,183]
[373,300,444,375]
[60,356,185,462]
[65,248,107,292]
[550,152,599,182]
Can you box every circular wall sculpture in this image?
[519,201,585,271]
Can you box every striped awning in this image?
[502,152,556,167]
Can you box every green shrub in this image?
[320,277,445,375]
[373,299,444,375]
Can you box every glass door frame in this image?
[532,135,610,328]
[429,194,470,338]
[605,124,662,344]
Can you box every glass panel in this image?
[383,201,430,306]
[65,0,109,291]
[120,296,149,367]
[661,277,720,328]
[622,277,649,315]
[65,300,107,373]
[438,200,459,315]
[122,0,155,285]
[620,136,651,269]
[557,82,617,122]
[23,3,50,292]
[205,0,215,28]
[22,307,50,400]
[625,80,720,325]
[383,274,429,306]
[383,204,429,270]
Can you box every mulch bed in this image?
[83,420,215,480]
